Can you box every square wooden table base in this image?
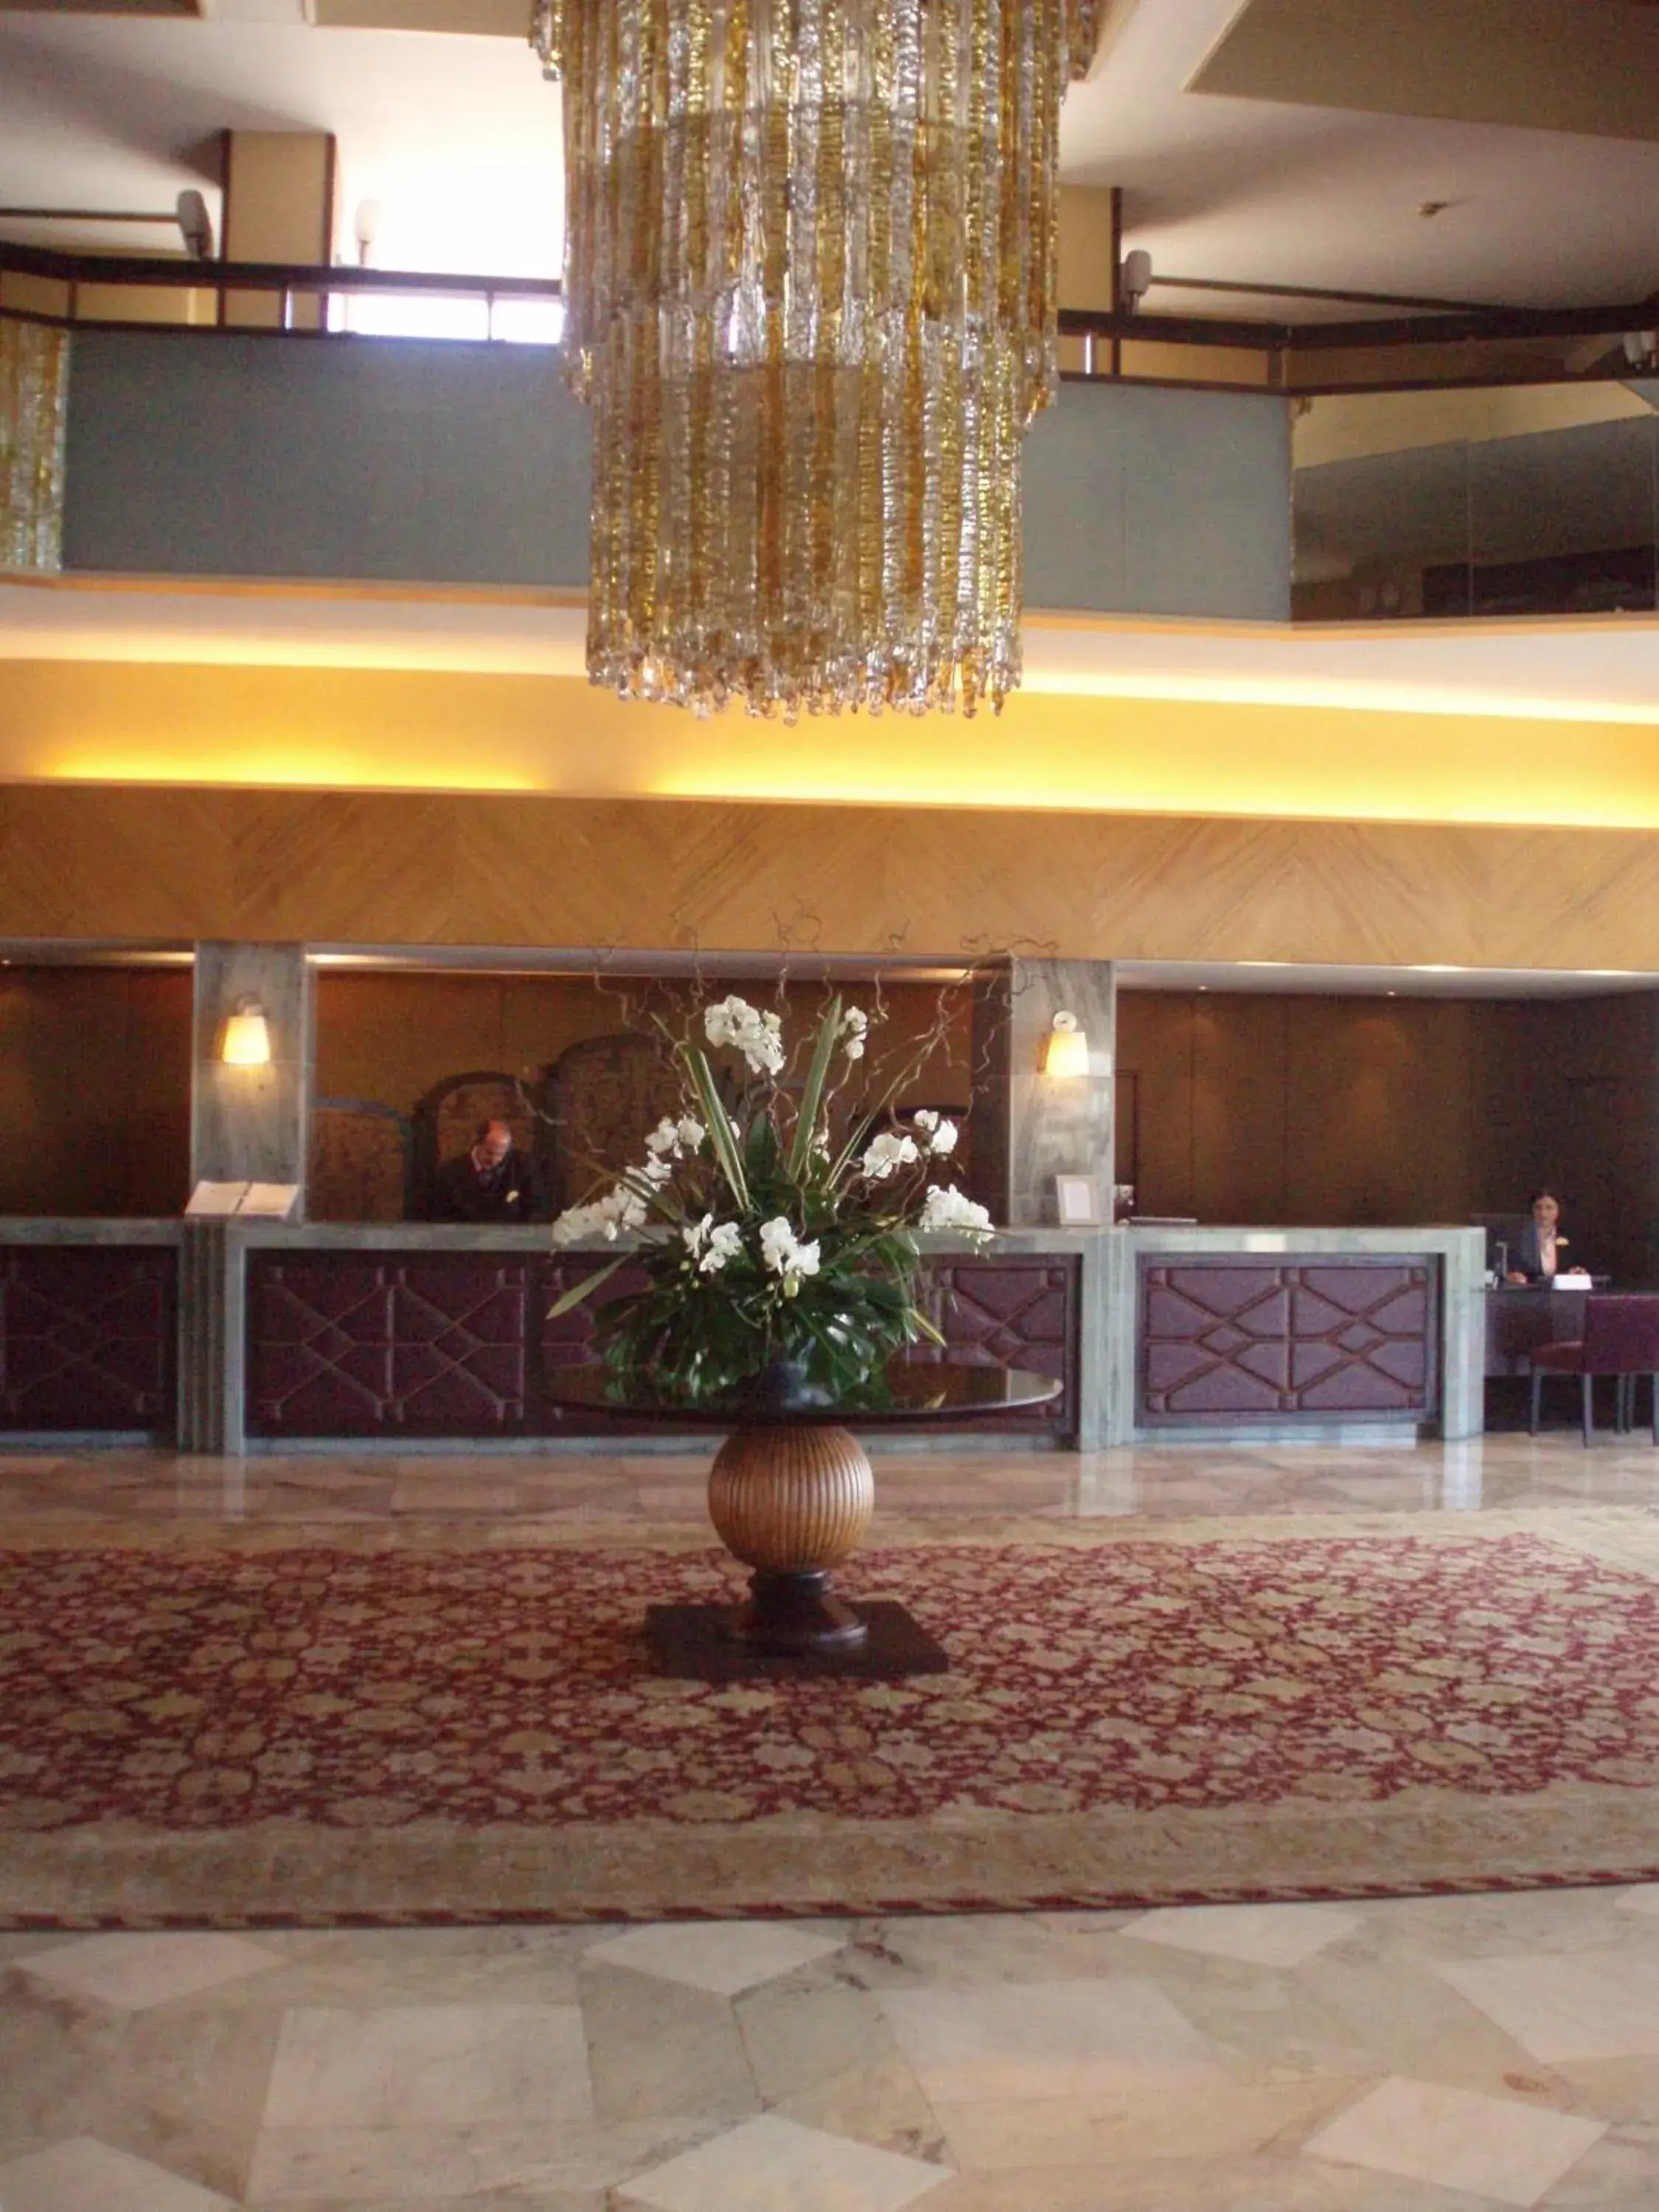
[644,1599,950,1680]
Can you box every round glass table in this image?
[546,1362,1062,1674]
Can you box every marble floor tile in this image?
[619,2112,952,2212]
[0,2135,237,2212]
[1434,1948,1659,2064]
[588,1921,844,1997]
[1118,1902,1366,1969]
[1301,2076,1605,2207]
[245,2116,717,2203]
[13,1930,282,2012]
[935,2071,1353,2171]
[260,2003,593,2129]
[580,1958,760,2125]
[878,1976,1216,2105]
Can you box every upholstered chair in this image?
[1529,1294,1659,1445]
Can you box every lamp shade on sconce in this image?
[221,998,271,1067]
[1043,1011,1090,1077]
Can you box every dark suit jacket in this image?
[1510,1220,1563,1283]
[431,1147,544,1224]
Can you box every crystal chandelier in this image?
[533,1,1099,718]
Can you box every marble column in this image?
[970,958,1116,1227]
[190,942,315,1209]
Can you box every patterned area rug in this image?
[7,1526,1659,1925]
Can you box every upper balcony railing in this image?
[6,233,1659,397]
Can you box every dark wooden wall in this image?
[1116,990,1659,1282]
[314,974,973,1124]
[0,968,192,1217]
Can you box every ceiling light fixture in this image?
[532,2,1102,720]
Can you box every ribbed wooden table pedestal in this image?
[706,1422,876,1654]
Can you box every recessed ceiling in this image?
[1193,0,1659,145]
[3,0,1659,305]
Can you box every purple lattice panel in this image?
[248,1255,532,1437]
[1140,1256,1439,1426]
[535,1256,654,1433]
[906,1257,1079,1436]
[0,1245,177,1433]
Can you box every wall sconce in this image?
[1120,247,1152,313]
[221,996,271,1067]
[1043,1009,1091,1077]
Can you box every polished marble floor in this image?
[0,1427,1656,1536]
[4,1431,1659,2208]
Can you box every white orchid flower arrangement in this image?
[549,992,992,1404]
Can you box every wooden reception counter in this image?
[0,1218,1482,1453]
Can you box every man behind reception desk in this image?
[431,1119,546,1223]
[1506,1190,1573,1284]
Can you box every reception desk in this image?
[1102,1223,1486,1444]
[0,1217,1482,1453]
[0,1220,1099,1453]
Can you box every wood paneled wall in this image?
[1117,990,1659,1280]
[316,973,973,1124]
[9,782,1659,972]
[0,968,192,1217]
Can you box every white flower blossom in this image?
[927,1117,959,1156]
[640,1154,675,1186]
[841,1006,869,1061]
[676,1116,706,1150]
[919,1183,994,1241]
[605,1184,649,1233]
[860,1131,919,1181]
[703,994,786,1077]
[759,1216,821,1290]
[644,1116,681,1156]
[914,1108,939,1132]
[683,1213,714,1257]
[551,1201,605,1247]
[550,1181,647,1245]
[700,1222,743,1276]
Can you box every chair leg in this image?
[1652,1374,1658,1447]
[1530,1368,1543,1435]
[1617,1374,1632,1433]
[1582,1371,1594,1447]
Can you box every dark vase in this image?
[742,1356,838,1411]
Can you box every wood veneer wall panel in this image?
[1114,995,1198,1214]
[1281,998,1475,1228]
[11,783,1659,970]
[0,968,191,1216]
[314,973,973,1132]
[1192,995,1290,1225]
[1117,992,1556,1232]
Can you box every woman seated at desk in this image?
[1506,1190,1578,1284]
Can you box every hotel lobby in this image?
[9,0,1659,2205]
